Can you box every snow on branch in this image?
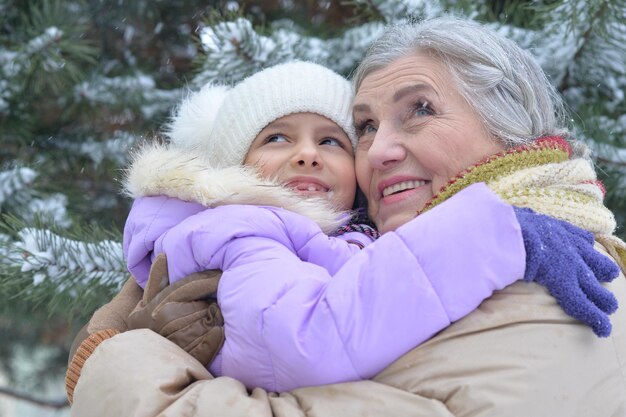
[192,1,441,86]
[373,0,443,23]
[0,167,71,228]
[0,47,19,112]
[0,167,37,209]
[19,228,125,289]
[325,22,385,74]
[53,130,139,168]
[196,18,295,84]
[195,17,386,84]
[1,226,126,296]
[74,72,181,118]
[580,115,626,165]
[25,27,63,58]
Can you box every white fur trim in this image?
[123,143,346,234]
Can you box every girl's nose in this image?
[293,142,322,168]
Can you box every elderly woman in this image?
[68,17,626,416]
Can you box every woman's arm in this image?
[157,183,525,391]
[71,329,455,417]
[157,182,618,392]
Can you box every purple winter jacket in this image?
[123,182,525,392]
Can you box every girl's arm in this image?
[124,196,206,288]
[123,198,374,287]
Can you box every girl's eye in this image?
[320,137,342,147]
[413,101,434,117]
[266,134,288,143]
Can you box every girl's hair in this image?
[352,16,570,149]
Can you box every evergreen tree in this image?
[1,0,624,408]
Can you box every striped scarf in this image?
[420,136,626,274]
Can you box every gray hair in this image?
[352,17,569,148]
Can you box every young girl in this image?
[122,61,615,392]
[124,61,377,287]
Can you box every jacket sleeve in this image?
[158,182,525,392]
[124,197,374,286]
[71,329,455,417]
[153,204,377,282]
[124,196,206,288]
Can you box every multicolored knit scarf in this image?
[420,136,626,274]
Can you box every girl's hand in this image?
[126,254,225,366]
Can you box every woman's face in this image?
[353,52,505,234]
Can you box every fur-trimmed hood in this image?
[123,142,347,234]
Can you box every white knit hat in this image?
[166,61,356,169]
[164,82,230,150]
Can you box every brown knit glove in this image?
[126,254,225,367]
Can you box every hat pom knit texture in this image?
[164,83,230,152]
[164,61,356,169]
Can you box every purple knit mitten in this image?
[514,206,619,337]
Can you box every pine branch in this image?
[16,0,98,97]
[0,216,126,315]
[558,0,610,92]
[341,0,386,22]
[343,0,446,25]
[324,22,385,74]
[374,0,444,23]
[73,72,182,121]
[0,166,37,209]
[195,17,295,85]
[0,166,72,228]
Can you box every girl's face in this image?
[244,112,356,210]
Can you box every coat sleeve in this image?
[158,182,525,392]
[155,204,380,282]
[125,197,374,286]
[123,196,206,288]
[71,329,456,417]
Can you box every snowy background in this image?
[1,0,624,413]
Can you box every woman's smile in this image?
[377,176,431,206]
[380,183,427,204]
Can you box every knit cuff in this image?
[65,329,119,404]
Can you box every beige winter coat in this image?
[71,242,626,417]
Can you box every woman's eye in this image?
[414,101,434,117]
[356,121,377,137]
[365,124,377,133]
[266,134,288,143]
